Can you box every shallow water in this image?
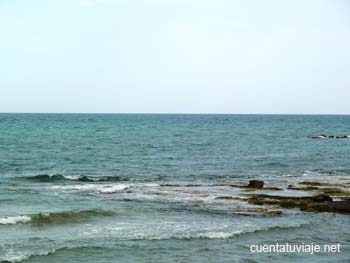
[0,114,349,262]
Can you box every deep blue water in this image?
[0,114,349,262]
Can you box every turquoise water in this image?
[0,114,349,262]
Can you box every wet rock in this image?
[318,188,350,196]
[312,134,328,139]
[245,193,350,215]
[287,182,350,197]
[264,187,283,191]
[242,186,283,192]
[212,184,243,188]
[235,207,283,216]
[311,194,333,202]
[311,134,350,139]
[298,181,348,187]
[263,210,283,216]
[247,180,264,188]
[301,200,350,214]
[299,181,322,186]
[288,185,319,191]
[215,196,241,200]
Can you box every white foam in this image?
[99,184,129,193]
[140,183,160,187]
[63,175,81,180]
[1,250,56,263]
[1,254,30,263]
[0,215,32,225]
[51,183,129,193]
[197,231,240,239]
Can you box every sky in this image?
[0,0,349,114]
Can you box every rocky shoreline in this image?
[240,180,350,215]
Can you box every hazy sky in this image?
[1,0,349,114]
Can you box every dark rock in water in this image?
[336,135,348,139]
[263,210,283,216]
[312,134,328,139]
[287,183,350,197]
[301,200,350,214]
[246,193,350,214]
[298,181,346,187]
[247,180,264,188]
[318,187,349,196]
[299,181,322,186]
[261,187,283,191]
[311,194,333,202]
[288,185,319,191]
[311,134,350,139]
[215,196,241,200]
[235,207,283,216]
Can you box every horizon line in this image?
[0,112,349,115]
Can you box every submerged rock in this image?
[235,207,283,216]
[215,196,241,200]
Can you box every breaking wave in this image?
[0,216,32,225]
[20,174,130,183]
[0,209,116,226]
[51,183,129,193]
[0,250,56,263]
[172,224,309,240]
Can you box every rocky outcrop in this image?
[312,135,350,139]
[287,183,350,197]
[247,180,264,188]
[246,193,350,214]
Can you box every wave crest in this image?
[51,183,129,193]
[0,249,56,263]
[20,174,129,183]
[0,216,31,225]
[0,209,116,226]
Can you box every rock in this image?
[246,193,350,214]
[311,194,333,202]
[235,207,283,216]
[287,182,350,197]
[312,134,328,139]
[263,210,283,216]
[318,188,349,196]
[261,187,283,191]
[301,200,350,214]
[311,134,350,139]
[247,180,264,188]
[300,181,322,186]
[336,135,348,139]
[215,196,241,200]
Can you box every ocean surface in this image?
[0,114,349,263]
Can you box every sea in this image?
[0,114,349,263]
